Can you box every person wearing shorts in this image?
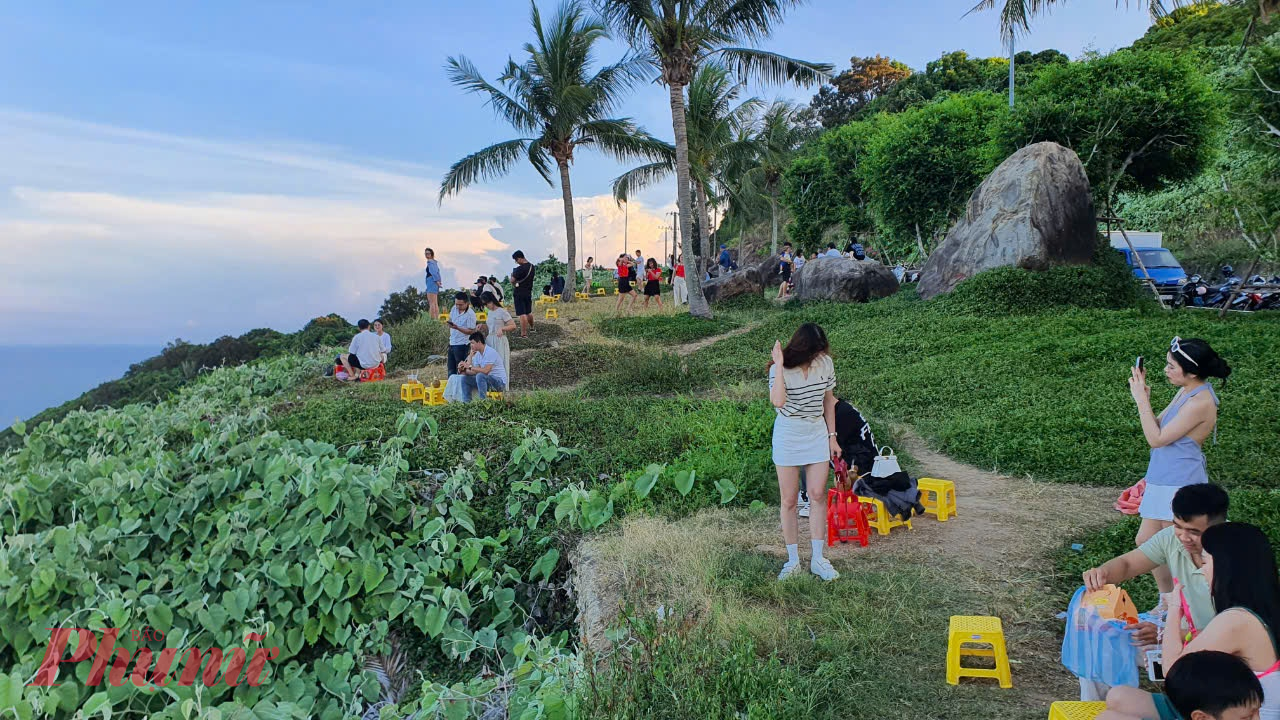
[510,250,535,338]
[642,258,663,309]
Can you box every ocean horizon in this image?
[0,344,162,431]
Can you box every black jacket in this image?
[835,400,877,477]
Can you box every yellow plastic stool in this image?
[614,288,620,295]
[1047,701,1106,720]
[423,382,446,406]
[596,288,606,296]
[946,616,1013,688]
[918,477,958,522]
[486,391,504,401]
[545,307,558,319]
[438,313,449,322]
[475,311,488,322]
[400,382,425,403]
[857,496,914,535]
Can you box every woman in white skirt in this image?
[769,323,841,582]
[481,292,516,385]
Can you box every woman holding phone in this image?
[769,323,841,582]
[423,248,442,320]
[1130,337,1231,610]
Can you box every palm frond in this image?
[594,0,660,49]
[438,138,537,203]
[445,55,542,133]
[579,119,675,163]
[611,160,674,202]
[707,0,805,43]
[718,47,832,87]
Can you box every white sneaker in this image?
[778,560,802,580]
[797,491,810,518]
[810,556,839,582]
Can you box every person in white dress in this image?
[481,292,516,386]
[373,320,392,365]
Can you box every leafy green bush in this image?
[939,241,1148,315]
[596,314,740,345]
[385,315,448,371]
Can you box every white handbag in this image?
[871,446,902,477]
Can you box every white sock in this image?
[786,544,799,564]
[811,539,824,562]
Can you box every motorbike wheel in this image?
[1171,294,1185,309]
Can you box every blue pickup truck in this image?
[1109,232,1187,303]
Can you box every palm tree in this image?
[596,0,831,318]
[611,64,762,263]
[735,101,805,256]
[440,0,671,302]
[970,0,1276,41]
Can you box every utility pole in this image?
[623,200,629,257]
[578,213,594,267]
[1008,34,1016,109]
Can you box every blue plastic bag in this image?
[1061,586,1141,688]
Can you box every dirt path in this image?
[771,425,1120,573]
[672,321,762,356]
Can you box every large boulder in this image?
[791,256,899,303]
[747,253,784,289]
[701,270,762,304]
[917,141,1097,300]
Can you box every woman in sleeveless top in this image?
[423,248,442,320]
[1130,337,1232,604]
[769,323,841,583]
[1103,523,1280,720]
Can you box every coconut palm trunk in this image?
[695,181,714,272]
[669,83,711,318]
[769,196,779,256]
[558,160,578,300]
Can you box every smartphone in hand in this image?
[1135,356,1144,371]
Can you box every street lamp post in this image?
[577,212,594,266]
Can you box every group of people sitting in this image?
[444,290,514,402]
[334,318,392,380]
[1083,483,1280,720]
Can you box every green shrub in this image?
[596,314,740,345]
[939,241,1148,315]
[386,315,448,370]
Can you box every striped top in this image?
[768,354,836,419]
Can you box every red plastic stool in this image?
[826,458,871,547]
[360,364,387,382]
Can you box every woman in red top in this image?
[672,256,688,306]
[615,254,637,314]
[642,258,665,309]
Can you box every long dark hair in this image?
[769,323,830,371]
[645,258,658,270]
[1171,337,1232,384]
[1202,523,1280,648]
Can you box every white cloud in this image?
[0,109,675,344]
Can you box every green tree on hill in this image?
[997,49,1220,206]
[810,54,912,128]
[439,0,671,303]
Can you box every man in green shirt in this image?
[1082,483,1229,642]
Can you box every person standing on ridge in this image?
[510,250,535,338]
[423,248,442,320]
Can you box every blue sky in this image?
[0,0,1153,345]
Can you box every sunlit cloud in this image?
[0,109,674,344]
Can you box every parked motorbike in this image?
[1205,276,1243,308]
[1175,274,1210,308]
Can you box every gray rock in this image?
[701,270,762,304]
[426,355,446,365]
[792,256,900,303]
[747,254,784,289]
[917,141,1097,300]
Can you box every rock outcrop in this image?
[791,256,900,303]
[917,141,1097,300]
[701,270,762,304]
